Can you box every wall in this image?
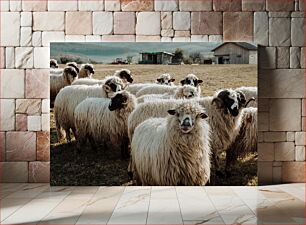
[0,0,305,184]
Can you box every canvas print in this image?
[50,42,258,186]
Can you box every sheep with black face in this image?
[203,89,253,176]
[130,102,211,186]
[79,63,95,78]
[225,107,257,174]
[50,66,78,103]
[74,90,136,158]
[50,59,58,68]
[156,73,175,86]
[180,74,203,94]
[54,77,125,143]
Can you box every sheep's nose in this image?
[182,118,191,126]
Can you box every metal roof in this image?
[211,42,257,51]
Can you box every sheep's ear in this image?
[198,112,208,119]
[198,80,203,84]
[103,84,111,93]
[167,109,176,115]
[63,68,71,84]
[180,80,186,85]
[212,97,223,108]
[237,91,246,105]
[156,78,162,82]
[170,78,176,82]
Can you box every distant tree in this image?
[190,52,203,64]
[183,56,192,64]
[126,55,133,64]
[172,48,184,63]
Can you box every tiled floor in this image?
[0,183,305,224]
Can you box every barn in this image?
[212,42,257,64]
[139,52,174,64]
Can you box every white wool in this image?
[72,78,104,86]
[125,83,155,95]
[136,84,178,97]
[137,85,200,103]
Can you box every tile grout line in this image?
[36,186,75,223]
[174,187,185,224]
[2,185,64,224]
[0,183,39,222]
[106,186,126,225]
[229,187,261,221]
[75,186,100,224]
[145,186,152,225]
[203,187,227,225]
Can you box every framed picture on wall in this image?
[50,42,258,186]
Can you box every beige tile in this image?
[0,198,32,222]
[108,187,150,224]
[0,69,24,99]
[5,184,49,199]
[177,187,216,221]
[76,187,125,224]
[147,187,182,224]
[66,12,92,35]
[2,198,63,224]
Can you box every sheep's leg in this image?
[65,129,72,144]
[88,137,97,152]
[76,134,86,153]
[225,147,237,177]
[127,158,133,180]
[121,137,130,159]
[72,127,78,140]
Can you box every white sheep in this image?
[50,66,78,103]
[130,102,211,185]
[79,63,95,78]
[156,73,175,86]
[75,91,137,158]
[180,74,203,94]
[225,107,257,172]
[137,85,199,103]
[54,76,125,143]
[136,84,178,97]
[50,59,58,68]
[235,86,257,107]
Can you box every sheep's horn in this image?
[245,97,256,107]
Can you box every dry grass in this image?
[51,64,257,186]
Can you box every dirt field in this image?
[51,64,257,186]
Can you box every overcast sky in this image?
[50,42,223,63]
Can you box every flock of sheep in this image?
[50,59,258,186]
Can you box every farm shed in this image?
[212,42,257,64]
[139,52,174,64]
